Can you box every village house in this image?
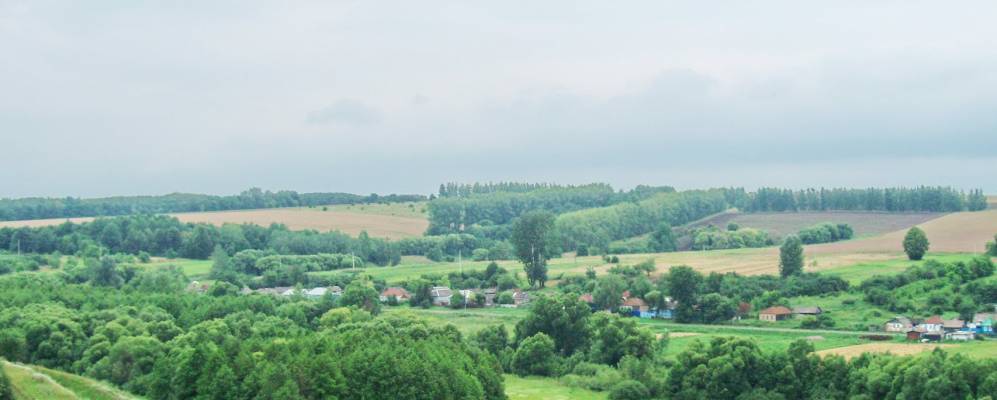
[379,287,411,302]
[304,287,329,299]
[945,331,975,341]
[792,306,823,318]
[884,316,913,332]
[512,289,530,306]
[759,306,793,322]
[970,312,995,336]
[431,286,453,306]
[921,316,944,333]
[941,319,965,333]
[622,297,652,318]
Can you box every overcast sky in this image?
[3,1,997,198]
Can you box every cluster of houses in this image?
[884,313,995,342]
[248,285,343,299]
[578,291,677,319]
[379,286,531,307]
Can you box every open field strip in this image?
[0,202,429,239]
[504,375,606,400]
[815,343,952,360]
[2,361,78,400]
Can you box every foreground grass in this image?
[2,361,77,400]
[504,375,606,400]
[32,365,139,400]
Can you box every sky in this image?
[2,0,997,198]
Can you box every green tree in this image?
[667,266,702,322]
[648,222,677,252]
[779,235,804,277]
[986,233,996,256]
[903,227,929,260]
[89,256,123,287]
[208,245,240,285]
[182,225,215,259]
[512,333,557,376]
[474,325,509,357]
[340,279,381,315]
[699,293,736,323]
[0,364,12,400]
[510,211,557,288]
[609,380,650,400]
[514,294,591,356]
[593,274,627,310]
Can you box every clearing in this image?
[504,375,606,400]
[0,202,429,240]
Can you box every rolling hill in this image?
[2,360,138,400]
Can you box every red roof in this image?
[622,297,647,307]
[381,287,411,298]
[578,293,594,303]
[759,306,792,315]
[924,315,944,324]
[621,290,631,299]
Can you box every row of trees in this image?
[725,186,988,213]
[797,222,854,244]
[0,187,425,221]
[860,256,996,318]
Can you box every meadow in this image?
[2,360,138,400]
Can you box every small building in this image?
[579,293,594,304]
[623,297,650,317]
[921,316,944,333]
[329,286,343,296]
[905,329,923,341]
[481,288,498,307]
[921,332,943,342]
[942,319,965,333]
[884,316,914,333]
[512,290,530,306]
[792,306,823,318]
[970,313,995,336]
[759,306,793,322]
[280,287,298,297]
[945,331,975,341]
[431,287,453,306]
[380,287,411,302]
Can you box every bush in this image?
[987,234,997,256]
[513,333,558,376]
[608,379,649,400]
[903,227,929,260]
[576,244,589,256]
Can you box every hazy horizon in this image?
[4,1,997,198]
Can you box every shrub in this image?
[0,363,11,400]
[903,227,929,260]
[987,234,997,256]
[576,244,589,256]
[513,333,558,376]
[609,380,650,400]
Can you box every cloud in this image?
[306,100,381,125]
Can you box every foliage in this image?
[0,363,12,400]
[647,222,677,252]
[513,333,558,377]
[587,314,656,366]
[987,233,997,256]
[0,188,424,221]
[797,222,854,245]
[691,226,771,250]
[903,227,929,261]
[510,211,557,288]
[779,235,804,277]
[514,294,592,356]
[725,186,985,212]
[608,379,649,400]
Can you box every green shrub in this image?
[513,333,558,376]
[0,362,12,400]
[608,379,649,400]
[903,227,929,260]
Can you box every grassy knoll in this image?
[31,365,138,400]
[504,375,606,400]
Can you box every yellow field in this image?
[0,202,429,240]
[810,209,997,254]
[815,343,952,360]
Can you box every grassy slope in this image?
[2,361,139,400]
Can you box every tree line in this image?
[0,187,425,221]
[725,186,988,213]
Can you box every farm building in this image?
[759,306,793,322]
[884,316,913,332]
[792,306,823,318]
[905,329,923,341]
[942,319,965,332]
[431,287,453,306]
[945,331,975,341]
[512,290,530,306]
[380,287,411,302]
[970,312,995,335]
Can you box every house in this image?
[921,316,944,332]
[970,313,995,335]
[884,316,914,332]
[280,288,298,297]
[186,281,209,294]
[622,297,650,317]
[921,332,943,342]
[656,297,677,319]
[481,288,498,307]
[942,319,965,332]
[255,286,291,296]
[579,293,594,304]
[792,306,823,318]
[304,287,329,299]
[905,329,923,341]
[380,287,411,302]
[759,306,793,322]
[512,290,530,306]
[945,331,975,341]
[431,287,453,306]
[329,286,343,296]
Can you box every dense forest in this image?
[724,187,988,213]
[0,188,425,221]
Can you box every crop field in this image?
[815,343,953,360]
[0,202,429,240]
[693,211,944,239]
[810,209,997,254]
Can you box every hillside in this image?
[2,361,138,400]
[0,202,429,240]
[687,211,944,239]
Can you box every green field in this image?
[820,253,978,284]
[504,375,606,400]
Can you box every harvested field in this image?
[0,202,429,239]
[667,332,701,338]
[816,343,952,360]
[689,211,943,239]
[809,209,997,254]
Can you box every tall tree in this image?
[510,211,557,288]
[779,235,804,277]
[666,265,702,322]
[903,227,930,260]
[648,222,677,252]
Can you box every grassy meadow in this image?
[504,375,607,400]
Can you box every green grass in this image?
[504,374,607,400]
[2,361,78,400]
[822,253,978,284]
[30,365,138,400]
[127,258,212,280]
